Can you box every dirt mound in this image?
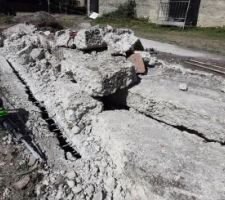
[16,12,63,31]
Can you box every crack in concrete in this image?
[138,110,225,146]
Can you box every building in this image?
[0,0,87,15]
[98,0,225,27]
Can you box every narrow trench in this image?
[6,60,82,160]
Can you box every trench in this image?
[6,60,82,160]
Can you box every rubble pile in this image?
[1,23,225,200]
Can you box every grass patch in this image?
[94,17,225,55]
[0,15,14,24]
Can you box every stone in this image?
[103,27,144,55]
[92,110,225,200]
[179,83,188,91]
[66,152,77,161]
[85,184,95,197]
[30,48,45,60]
[55,29,72,47]
[61,49,137,96]
[3,23,36,38]
[93,191,103,200]
[66,171,76,180]
[128,53,146,74]
[75,27,107,50]
[13,176,30,190]
[67,180,75,188]
[72,186,83,194]
[135,51,158,66]
[37,32,54,50]
[28,155,37,166]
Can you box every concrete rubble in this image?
[74,26,107,50]
[61,49,137,96]
[1,23,225,200]
[102,26,144,55]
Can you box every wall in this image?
[99,0,159,23]
[197,0,225,27]
[99,0,225,27]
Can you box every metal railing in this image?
[157,0,191,28]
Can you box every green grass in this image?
[0,15,14,24]
[93,17,225,56]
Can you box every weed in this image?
[103,0,137,19]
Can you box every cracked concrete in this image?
[126,62,225,143]
[92,110,225,200]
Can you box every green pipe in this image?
[0,108,8,117]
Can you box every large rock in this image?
[92,110,225,200]
[102,27,144,55]
[61,49,137,96]
[55,29,72,47]
[74,27,107,50]
[126,67,225,143]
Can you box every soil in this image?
[0,129,42,200]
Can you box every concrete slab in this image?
[92,110,225,200]
[127,64,225,143]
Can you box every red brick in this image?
[128,53,146,74]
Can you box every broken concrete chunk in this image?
[30,48,45,60]
[61,49,137,96]
[128,53,146,74]
[55,29,72,47]
[179,83,188,91]
[3,23,36,38]
[75,27,107,50]
[13,176,30,190]
[127,78,225,143]
[103,28,144,55]
[135,51,158,66]
[37,32,54,50]
[92,110,225,200]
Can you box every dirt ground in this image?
[0,128,42,200]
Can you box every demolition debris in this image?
[1,22,225,200]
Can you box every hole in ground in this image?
[96,89,129,111]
